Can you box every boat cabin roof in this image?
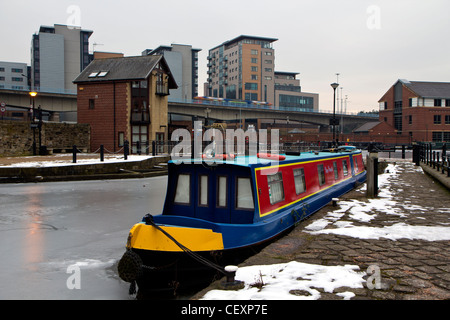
[169,149,362,168]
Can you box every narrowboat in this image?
[118,148,366,296]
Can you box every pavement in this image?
[194,159,450,300]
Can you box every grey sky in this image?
[1,0,449,112]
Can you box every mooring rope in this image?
[142,213,228,276]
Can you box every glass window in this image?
[251,49,258,55]
[343,160,349,176]
[434,115,441,124]
[354,157,359,172]
[318,164,325,186]
[267,172,284,205]
[199,175,208,206]
[293,168,306,195]
[333,161,339,180]
[236,177,254,209]
[217,176,227,207]
[174,174,190,204]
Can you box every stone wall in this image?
[0,120,90,156]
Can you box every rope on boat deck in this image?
[143,213,228,276]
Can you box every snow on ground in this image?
[202,261,365,300]
[0,154,155,167]
[201,161,450,300]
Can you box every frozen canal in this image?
[0,176,167,299]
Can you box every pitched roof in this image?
[353,121,380,133]
[395,79,450,99]
[405,80,450,99]
[73,55,178,88]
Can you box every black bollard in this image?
[100,144,104,162]
[124,140,129,160]
[72,145,77,163]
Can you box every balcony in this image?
[156,81,169,96]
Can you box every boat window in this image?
[267,172,284,205]
[354,156,359,172]
[236,177,254,209]
[318,164,326,186]
[333,161,339,180]
[199,175,208,206]
[217,176,227,207]
[293,168,306,195]
[174,174,190,204]
[343,160,349,176]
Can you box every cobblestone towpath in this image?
[195,160,450,300]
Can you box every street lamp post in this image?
[29,91,38,155]
[330,83,339,147]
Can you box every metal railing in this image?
[414,143,450,177]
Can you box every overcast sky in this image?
[1,0,449,113]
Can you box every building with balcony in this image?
[205,35,318,110]
[73,55,177,153]
[378,79,450,142]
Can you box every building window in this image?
[251,66,258,72]
[0,67,5,72]
[251,49,258,55]
[264,60,272,64]
[236,177,254,209]
[446,99,450,107]
[89,99,95,110]
[11,68,23,73]
[265,68,272,72]
[318,164,325,186]
[293,168,306,195]
[118,132,124,147]
[445,115,450,124]
[434,115,441,124]
[251,75,258,80]
[267,172,284,205]
[264,51,273,56]
[11,77,23,82]
[245,83,258,90]
[409,115,412,125]
[251,58,258,64]
[434,99,442,107]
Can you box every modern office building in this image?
[142,44,201,100]
[0,61,29,90]
[206,35,318,110]
[274,71,318,111]
[31,24,93,93]
[378,79,450,142]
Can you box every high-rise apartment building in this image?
[143,44,201,100]
[206,35,277,103]
[31,24,93,93]
[206,35,318,111]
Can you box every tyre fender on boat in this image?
[118,249,143,283]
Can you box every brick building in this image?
[74,55,177,153]
[378,79,450,143]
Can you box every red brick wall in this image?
[77,82,129,152]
